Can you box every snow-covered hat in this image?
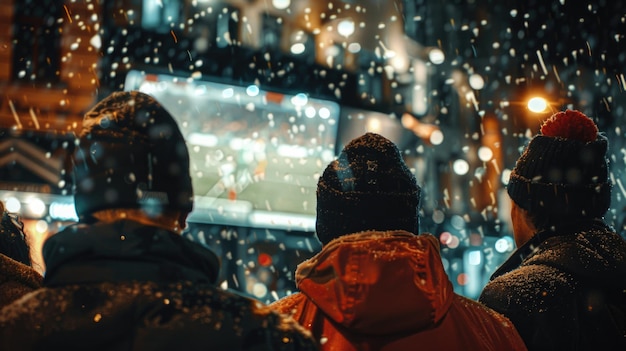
[72,91,193,220]
[507,109,611,219]
[315,133,421,245]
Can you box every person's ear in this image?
[510,202,536,247]
[178,212,188,231]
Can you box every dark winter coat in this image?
[479,220,626,351]
[0,220,317,351]
[0,253,43,308]
[271,231,528,351]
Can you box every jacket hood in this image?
[294,231,453,335]
[42,220,220,285]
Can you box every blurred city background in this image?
[1,0,625,302]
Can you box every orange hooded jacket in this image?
[271,231,527,351]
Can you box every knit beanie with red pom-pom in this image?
[507,109,611,220]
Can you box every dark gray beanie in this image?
[72,91,193,221]
[316,133,421,245]
[507,109,611,219]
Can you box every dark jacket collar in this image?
[490,219,612,280]
[42,220,220,286]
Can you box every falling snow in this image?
[1,0,626,306]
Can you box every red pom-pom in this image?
[540,109,598,142]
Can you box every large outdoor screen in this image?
[124,70,340,230]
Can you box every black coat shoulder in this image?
[479,227,626,351]
[0,281,317,351]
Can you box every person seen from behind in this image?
[0,91,317,351]
[270,132,527,350]
[0,201,43,308]
[479,109,626,350]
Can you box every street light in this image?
[428,48,445,65]
[401,112,443,146]
[527,96,548,113]
[453,159,470,175]
[272,0,290,10]
[337,19,355,38]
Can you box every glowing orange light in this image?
[457,273,469,286]
[228,188,237,201]
[440,231,453,245]
[258,253,273,267]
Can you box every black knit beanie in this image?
[72,91,193,221]
[507,109,611,220]
[316,133,421,245]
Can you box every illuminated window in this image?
[189,5,240,49]
[262,14,282,51]
[357,51,383,104]
[141,0,181,33]
[327,43,345,67]
[12,0,62,83]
